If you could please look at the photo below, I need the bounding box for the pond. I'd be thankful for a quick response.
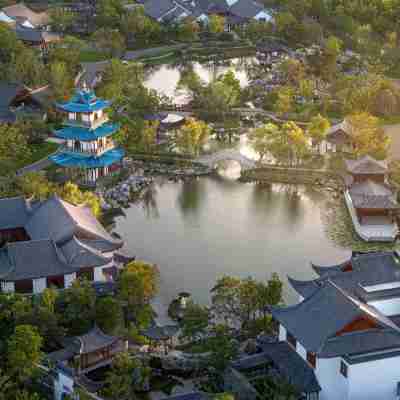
[114,175,349,306]
[144,57,257,104]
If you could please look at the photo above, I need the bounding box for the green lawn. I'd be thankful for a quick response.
[79,49,110,62]
[19,142,59,168]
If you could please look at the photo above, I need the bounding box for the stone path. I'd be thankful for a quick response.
[195,148,256,170]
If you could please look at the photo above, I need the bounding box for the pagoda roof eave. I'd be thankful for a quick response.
[56,99,111,113]
[54,122,120,141]
[50,148,124,169]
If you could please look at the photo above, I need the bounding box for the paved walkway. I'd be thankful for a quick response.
[124,44,187,61]
[195,148,256,170]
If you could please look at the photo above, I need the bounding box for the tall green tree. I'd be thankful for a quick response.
[248,123,280,162]
[0,124,30,174]
[57,279,96,335]
[7,325,42,383]
[95,297,124,334]
[49,7,76,33]
[118,261,159,311]
[92,28,126,58]
[103,352,150,400]
[180,301,210,342]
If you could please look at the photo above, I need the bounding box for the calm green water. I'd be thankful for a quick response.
[114,176,349,305]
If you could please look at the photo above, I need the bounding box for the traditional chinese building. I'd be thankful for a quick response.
[51,326,127,400]
[344,155,399,241]
[0,195,132,294]
[50,88,124,186]
[269,251,400,400]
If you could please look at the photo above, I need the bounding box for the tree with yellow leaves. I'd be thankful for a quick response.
[175,118,210,156]
[347,112,390,160]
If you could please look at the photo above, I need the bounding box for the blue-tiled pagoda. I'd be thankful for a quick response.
[49,88,124,185]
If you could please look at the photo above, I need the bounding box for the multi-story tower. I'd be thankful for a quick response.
[50,87,124,185]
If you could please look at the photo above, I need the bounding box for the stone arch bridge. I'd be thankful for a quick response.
[195,149,256,171]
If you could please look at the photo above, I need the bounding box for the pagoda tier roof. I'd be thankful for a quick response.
[345,155,387,175]
[54,123,119,141]
[56,89,111,113]
[50,148,124,169]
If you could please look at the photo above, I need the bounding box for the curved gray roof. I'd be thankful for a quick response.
[0,196,30,230]
[230,0,266,19]
[348,180,398,209]
[345,155,387,175]
[0,239,78,281]
[291,252,400,302]
[60,237,111,268]
[271,279,400,357]
[259,341,321,393]
[0,195,122,282]
[25,196,122,248]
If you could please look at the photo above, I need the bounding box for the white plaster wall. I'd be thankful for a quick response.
[68,112,75,120]
[33,278,47,294]
[64,273,76,288]
[368,298,400,316]
[1,281,15,293]
[279,324,287,341]
[297,341,307,360]
[316,357,349,400]
[94,262,113,282]
[254,10,272,22]
[348,354,400,400]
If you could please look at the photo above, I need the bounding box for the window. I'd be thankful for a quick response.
[286,331,297,348]
[307,352,316,368]
[340,360,348,378]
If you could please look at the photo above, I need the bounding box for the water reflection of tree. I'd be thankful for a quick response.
[251,183,279,219]
[302,185,326,205]
[177,178,205,217]
[141,182,159,219]
[279,185,304,227]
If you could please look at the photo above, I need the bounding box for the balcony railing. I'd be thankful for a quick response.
[60,143,116,157]
[64,115,109,130]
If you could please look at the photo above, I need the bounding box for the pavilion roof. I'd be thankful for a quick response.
[348,180,398,209]
[345,155,387,175]
[74,326,120,354]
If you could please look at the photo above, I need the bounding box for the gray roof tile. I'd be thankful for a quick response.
[0,239,78,281]
[230,0,265,19]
